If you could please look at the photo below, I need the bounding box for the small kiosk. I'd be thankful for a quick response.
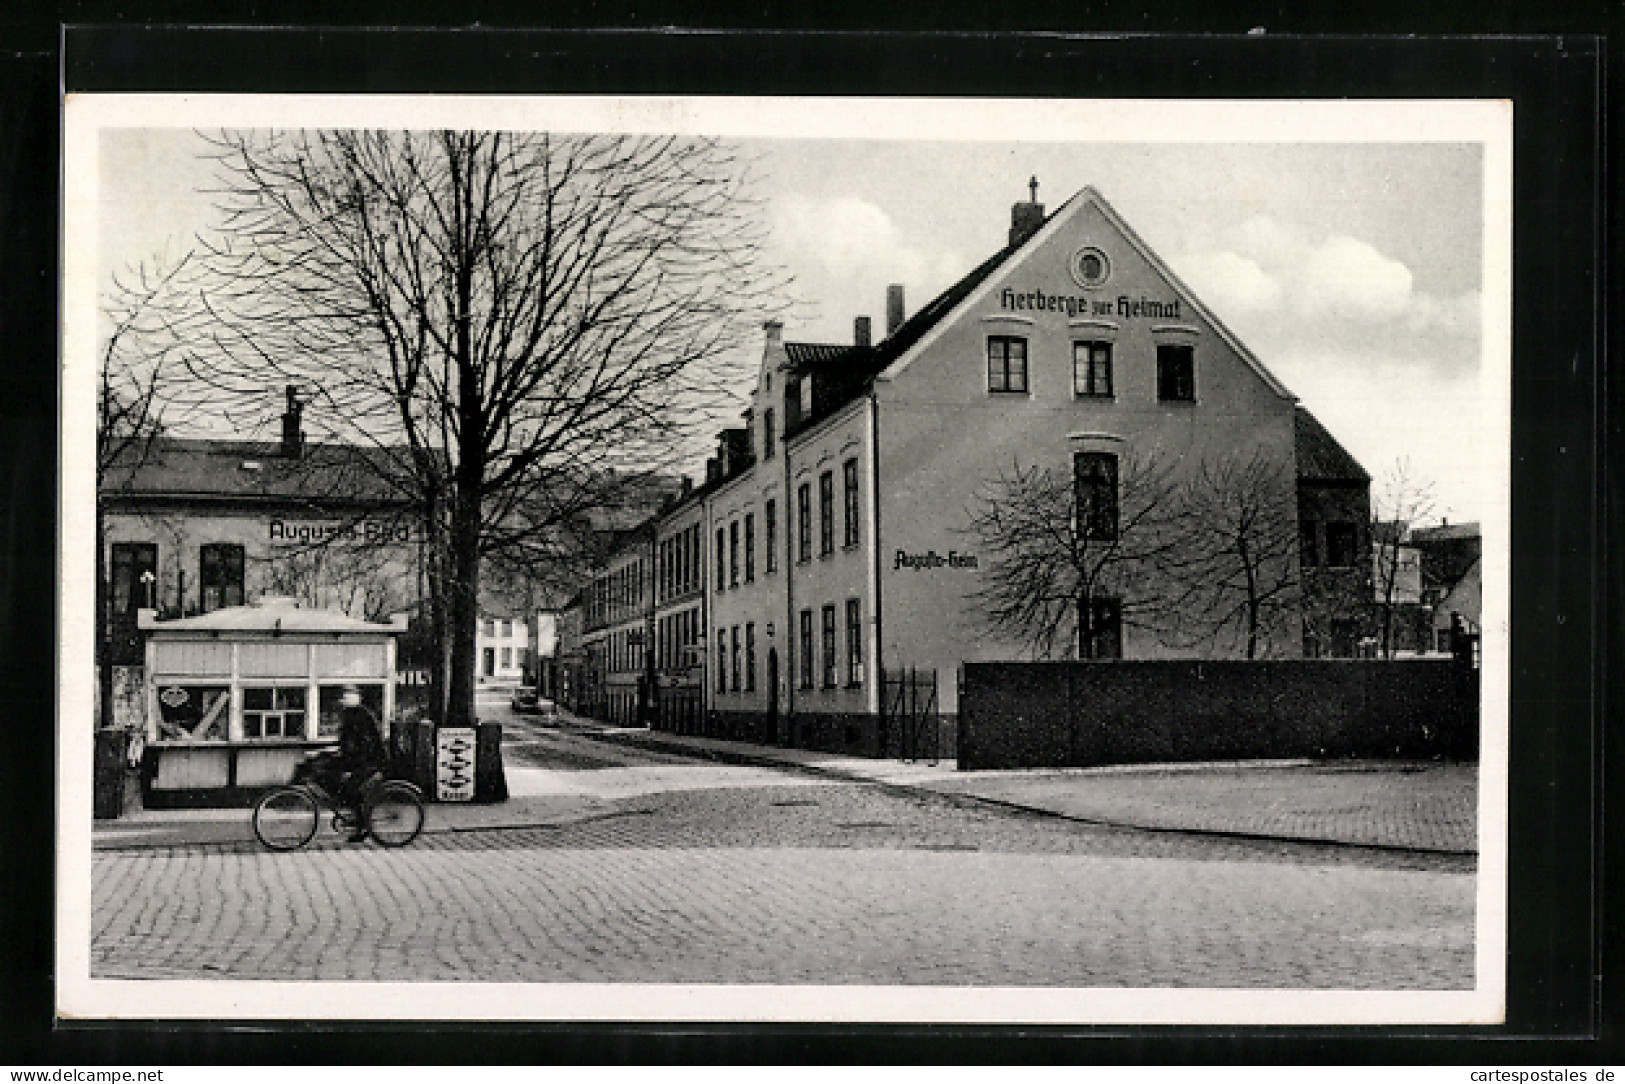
[138,597,407,807]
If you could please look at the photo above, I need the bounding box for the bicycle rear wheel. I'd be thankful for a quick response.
[366,781,424,847]
[253,786,320,851]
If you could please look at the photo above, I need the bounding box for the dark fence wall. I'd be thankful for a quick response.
[959,659,1478,770]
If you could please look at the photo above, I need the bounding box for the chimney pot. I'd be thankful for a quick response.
[1009,177,1047,248]
[854,316,872,348]
[885,284,905,337]
[281,385,304,459]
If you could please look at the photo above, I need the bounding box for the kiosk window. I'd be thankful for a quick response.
[154,684,230,743]
[243,686,307,740]
[317,684,384,739]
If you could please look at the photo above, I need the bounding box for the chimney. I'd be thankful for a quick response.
[1009,175,1046,248]
[763,318,784,352]
[854,316,872,348]
[705,457,721,483]
[680,477,693,497]
[280,385,304,459]
[885,284,905,337]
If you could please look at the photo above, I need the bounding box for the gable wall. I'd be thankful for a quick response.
[874,198,1302,711]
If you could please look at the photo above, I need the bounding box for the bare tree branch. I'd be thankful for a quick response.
[166,129,786,727]
[1371,457,1438,658]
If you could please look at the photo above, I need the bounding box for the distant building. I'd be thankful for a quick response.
[1295,407,1374,658]
[1432,555,1482,653]
[1411,522,1482,654]
[99,387,674,736]
[475,616,530,685]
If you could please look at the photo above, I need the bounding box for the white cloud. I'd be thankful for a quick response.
[772,195,963,339]
[1294,235,1415,321]
[1169,250,1281,315]
[775,196,903,277]
[1227,214,1311,268]
[1172,217,1479,384]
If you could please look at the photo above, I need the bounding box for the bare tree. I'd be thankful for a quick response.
[964,451,1183,659]
[1161,448,1301,659]
[1372,457,1437,658]
[96,251,216,730]
[178,129,783,731]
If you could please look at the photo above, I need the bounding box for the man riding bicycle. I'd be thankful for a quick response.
[330,685,387,842]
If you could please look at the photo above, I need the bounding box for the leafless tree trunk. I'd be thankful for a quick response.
[1161,449,1301,659]
[177,129,783,731]
[964,452,1183,659]
[1372,457,1438,659]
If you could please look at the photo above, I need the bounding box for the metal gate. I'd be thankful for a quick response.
[881,667,940,763]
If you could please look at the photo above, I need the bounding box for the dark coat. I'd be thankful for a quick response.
[337,704,386,774]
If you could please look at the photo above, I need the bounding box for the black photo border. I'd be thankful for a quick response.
[0,25,1608,1065]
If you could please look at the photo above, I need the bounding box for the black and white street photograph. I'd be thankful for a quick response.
[58,94,1509,1024]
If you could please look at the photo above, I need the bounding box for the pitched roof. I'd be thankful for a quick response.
[784,342,854,368]
[780,185,1301,440]
[102,437,411,507]
[874,187,1295,400]
[1294,407,1371,484]
[1410,522,1481,543]
[781,242,1028,436]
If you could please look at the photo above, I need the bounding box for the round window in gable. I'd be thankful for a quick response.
[1069,246,1111,290]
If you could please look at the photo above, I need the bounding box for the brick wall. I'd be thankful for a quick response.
[959,659,1477,769]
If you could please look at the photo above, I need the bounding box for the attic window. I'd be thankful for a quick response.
[1069,246,1112,290]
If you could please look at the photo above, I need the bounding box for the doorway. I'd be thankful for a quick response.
[766,648,780,744]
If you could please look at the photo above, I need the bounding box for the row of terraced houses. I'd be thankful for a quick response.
[570,183,1378,756]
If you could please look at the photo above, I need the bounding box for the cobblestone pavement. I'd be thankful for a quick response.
[596,725,1478,854]
[925,762,1477,854]
[92,780,1474,988]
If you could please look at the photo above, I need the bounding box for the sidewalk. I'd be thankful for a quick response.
[591,727,1478,855]
[93,724,1476,856]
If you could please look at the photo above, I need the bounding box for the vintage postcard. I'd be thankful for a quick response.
[59,94,1510,1024]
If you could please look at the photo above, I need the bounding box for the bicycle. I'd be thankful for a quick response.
[252,758,425,851]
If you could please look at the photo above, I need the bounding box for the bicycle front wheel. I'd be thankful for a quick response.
[253,786,320,851]
[366,782,424,847]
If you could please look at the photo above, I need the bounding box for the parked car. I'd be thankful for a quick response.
[510,687,558,718]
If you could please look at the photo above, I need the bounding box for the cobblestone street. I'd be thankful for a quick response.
[91,722,1476,988]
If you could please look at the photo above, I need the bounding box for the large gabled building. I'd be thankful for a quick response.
[577,182,1373,757]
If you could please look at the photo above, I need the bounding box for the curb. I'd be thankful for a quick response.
[594,728,1476,859]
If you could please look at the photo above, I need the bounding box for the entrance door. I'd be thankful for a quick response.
[766,648,780,743]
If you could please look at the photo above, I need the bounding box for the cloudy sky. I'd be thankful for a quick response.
[746,139,1490,523]
[94,110,1499,523]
